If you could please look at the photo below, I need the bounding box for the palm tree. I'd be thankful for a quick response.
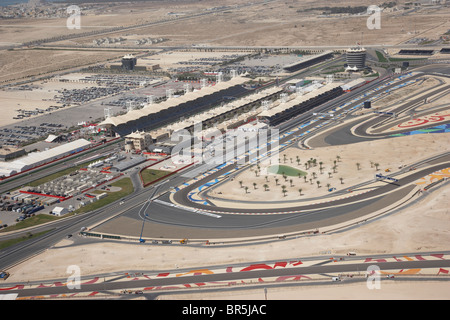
[328,172,332,178]
[290,179,293,187]
[356,163,361,170]
[239,180,243,188]
[326,183,331,190]
[253,182,257,189]
[332,165,337,173]
[316,180,321,188]
[263,184,269,191]
[374,163,380,171]
[275,178,279,185]
[244,186,249,193]
[319,161,324,173]
[281,185,287,197]
[265,175,269,182]
[340,177,344,184]
[304,162,308,170]
[336,155,341,162]
[298,188,302,196]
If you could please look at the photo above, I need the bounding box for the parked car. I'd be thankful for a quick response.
[0,271,10,280]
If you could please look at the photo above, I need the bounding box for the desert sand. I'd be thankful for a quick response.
[209,133,449,203]
[1,0,449,84]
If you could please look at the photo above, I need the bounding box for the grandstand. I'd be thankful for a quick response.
[100,76,250,137]
[258,82,344,126]
[283,51,334,73]
[166,86,284,135]
[440,48,450,54]
[397,49,434,56]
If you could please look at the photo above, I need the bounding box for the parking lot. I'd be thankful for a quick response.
[0,156,127,230]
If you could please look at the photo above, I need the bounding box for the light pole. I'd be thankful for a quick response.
[139,204,150,243]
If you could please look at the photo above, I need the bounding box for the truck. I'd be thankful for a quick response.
[331,276,341,282]
[29,205,44,214]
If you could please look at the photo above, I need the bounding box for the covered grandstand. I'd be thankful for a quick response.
[100,76,250,137]
[258,82,344,126]
[283,51,334,73]
[397,49,434,56]
[167,86,284,136]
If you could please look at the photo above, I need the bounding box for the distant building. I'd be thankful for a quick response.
[0,146,26,162]
[121,54,137,71]
[28,0,45,7]
[345,47,366,71]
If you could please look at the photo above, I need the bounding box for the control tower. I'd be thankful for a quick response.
[121,54,137,71]
[345,47,366,71]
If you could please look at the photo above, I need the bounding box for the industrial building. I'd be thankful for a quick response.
[0,146,26,162]
[345,47,366,71]
[110,156,147,172]
[0,139,91,177]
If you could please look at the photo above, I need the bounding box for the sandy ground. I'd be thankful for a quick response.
[0,49,132,85]
[210,133,449,202]
[1,0,448,83]
[0,79,105,127]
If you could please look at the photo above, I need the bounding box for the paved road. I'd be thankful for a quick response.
[1,64,448,284]
[3,258,449,298]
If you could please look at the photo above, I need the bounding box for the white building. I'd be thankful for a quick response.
[0,139,91,177]
[52,207,68,216]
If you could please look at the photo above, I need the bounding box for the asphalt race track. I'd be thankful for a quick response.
[1,64,450,300]
[92,66,450,240]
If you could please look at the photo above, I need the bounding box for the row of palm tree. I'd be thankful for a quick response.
[237,155,381,197]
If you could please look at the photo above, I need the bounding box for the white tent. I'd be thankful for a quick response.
[52,207,68,216]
